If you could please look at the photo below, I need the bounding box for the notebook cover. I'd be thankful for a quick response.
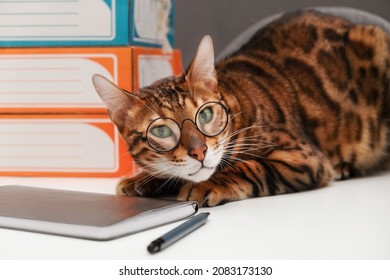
[0,185,198,240]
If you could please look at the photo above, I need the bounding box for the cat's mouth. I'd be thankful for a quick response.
[188,166,214,177]
[184,150,223,182]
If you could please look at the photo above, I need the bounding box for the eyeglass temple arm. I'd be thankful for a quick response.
[130,130,148,142]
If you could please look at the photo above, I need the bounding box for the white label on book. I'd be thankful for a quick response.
[0,54,116,108]
[0,119,119,172]
[138,54,173,88]
[134,0,165,44]
[0,0,115,41]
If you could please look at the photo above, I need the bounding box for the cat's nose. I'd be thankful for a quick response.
[188,143,208,162]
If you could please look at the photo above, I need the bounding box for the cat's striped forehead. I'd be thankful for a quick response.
[134,75,211,120]
[139,77,189,107]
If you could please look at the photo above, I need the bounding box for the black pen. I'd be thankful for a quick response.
[147,212,210,254]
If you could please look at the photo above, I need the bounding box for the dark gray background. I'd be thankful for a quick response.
[174,0,390,66]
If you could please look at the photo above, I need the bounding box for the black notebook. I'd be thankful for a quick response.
[0,185,198,241]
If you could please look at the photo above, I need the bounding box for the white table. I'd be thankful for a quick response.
[0,172,389,260]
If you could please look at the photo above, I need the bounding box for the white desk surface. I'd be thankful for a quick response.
[0,172,389,260]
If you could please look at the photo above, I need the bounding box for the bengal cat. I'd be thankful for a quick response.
[93,10,390,207]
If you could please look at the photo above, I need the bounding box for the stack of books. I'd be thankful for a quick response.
[0,0,182,178]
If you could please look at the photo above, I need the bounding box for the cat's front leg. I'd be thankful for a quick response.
[177,164,256,207]
[178,179,250,207]
[117,173,174,197]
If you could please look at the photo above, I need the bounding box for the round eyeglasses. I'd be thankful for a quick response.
[133,102,230,152]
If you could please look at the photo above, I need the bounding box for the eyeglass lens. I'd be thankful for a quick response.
[146,102,228,152]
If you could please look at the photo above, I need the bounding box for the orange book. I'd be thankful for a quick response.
[0,47,181,114]
[0,113,134,177]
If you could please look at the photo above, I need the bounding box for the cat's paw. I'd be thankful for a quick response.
[116,176,144,196]
[116,173,160,197]
[334,163,360,181]
[117,173,180,197]
[178,182,234,207]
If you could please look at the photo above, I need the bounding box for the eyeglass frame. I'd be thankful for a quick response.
[130,101,230,152]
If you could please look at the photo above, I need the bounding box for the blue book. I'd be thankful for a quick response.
[0,0,174,48]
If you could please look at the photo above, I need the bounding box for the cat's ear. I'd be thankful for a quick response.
[186,35,217,91]
[92,74,139,131]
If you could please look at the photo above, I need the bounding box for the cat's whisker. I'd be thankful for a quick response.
[152,167,182,195]
[223,144,269,160]
[223,147,262,154]
[222,135,276,146]
[138,163,173,178]
[152,178,172,195]
[127,173,154,188]
[147,165,174,177]
[218,158,239,171]
[229,134,274,142]
[223,143,277,152]
[223,155,255,167]
[222,137,277,149]
[136,168,172,190]
[224,154,263,169]
[220,122,266,143]
[229,111,243,121]
[224,140,259,146]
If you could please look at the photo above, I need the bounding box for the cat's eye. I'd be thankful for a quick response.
[150,125,173,138]
[198,107,213,125]
[195,102,229,137]
[146,119,181,152]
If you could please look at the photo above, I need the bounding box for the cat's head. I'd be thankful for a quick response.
[92,36,230,183]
